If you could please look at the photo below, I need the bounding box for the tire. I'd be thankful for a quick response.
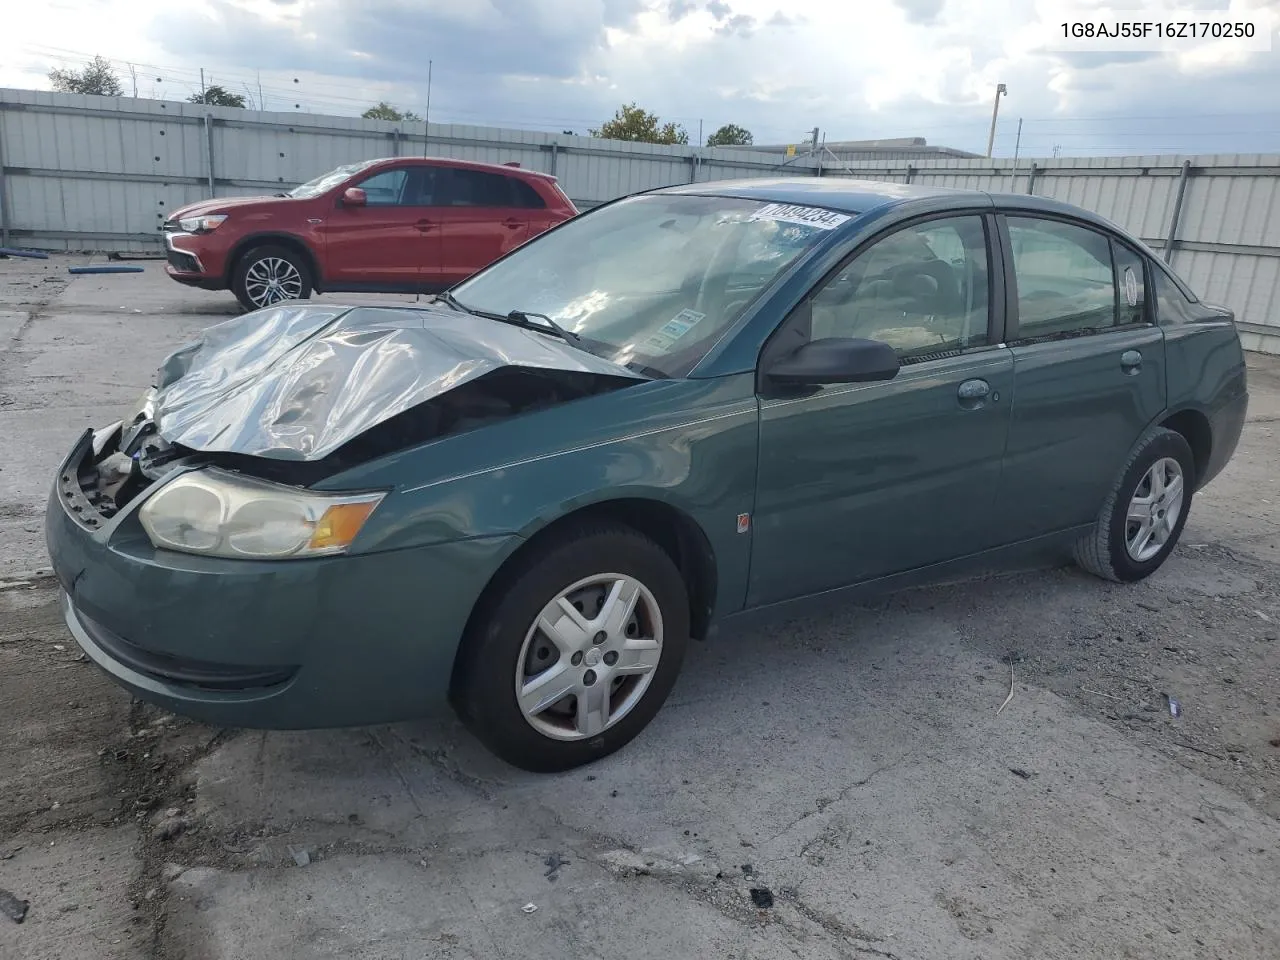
[231,244,313,312]
[1073,426,1196,583]
[451,523,690,772]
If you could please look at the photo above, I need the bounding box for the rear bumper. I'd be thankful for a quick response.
[45,428,518,729]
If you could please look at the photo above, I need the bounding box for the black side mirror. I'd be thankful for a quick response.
[767,337,900,385]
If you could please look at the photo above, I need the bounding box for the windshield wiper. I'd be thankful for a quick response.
[434,290,473,314]
[506,309,583,344]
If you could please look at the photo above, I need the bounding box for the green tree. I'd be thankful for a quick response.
[362,101,422,121]
[188,85,246,108]
[706,123,753,147]
[590,103,688,145]
[48,55,123,97]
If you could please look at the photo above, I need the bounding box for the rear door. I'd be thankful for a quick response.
[434,168,534,285]
[993,213,1165,542]
[320,165,440,288]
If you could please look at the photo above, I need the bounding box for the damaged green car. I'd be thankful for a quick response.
[46,179,1248,771]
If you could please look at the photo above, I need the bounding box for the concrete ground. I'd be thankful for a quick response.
[2,255,1279,960]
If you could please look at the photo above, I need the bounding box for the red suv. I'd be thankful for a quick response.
[162,157,578,311]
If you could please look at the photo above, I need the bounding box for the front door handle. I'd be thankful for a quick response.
[415,218,434,232]
[958,378,990,408]
[1121,349,1143,374]
[502,218,523,229]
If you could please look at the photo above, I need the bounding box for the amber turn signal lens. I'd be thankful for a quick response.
[308,500,378,550]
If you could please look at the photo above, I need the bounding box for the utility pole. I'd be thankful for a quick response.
[423,59,433,157]
[200,68,207,104]
[810,126,819,154]
[985,82,1006,158]
[127,63,137,97]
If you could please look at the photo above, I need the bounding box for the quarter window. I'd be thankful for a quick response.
[808,215,991,360]
[1111,242,1147,326]
[1007,217,1119,337]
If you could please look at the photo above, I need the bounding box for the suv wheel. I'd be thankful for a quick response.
[231,244,313,312]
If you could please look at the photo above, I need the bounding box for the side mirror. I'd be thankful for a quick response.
[341,187,367,207]
[767,337,900,385]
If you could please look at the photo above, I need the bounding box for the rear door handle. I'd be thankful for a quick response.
[957,378,991,409]
[415,218,434,232]
[502,218,523,229]
[1121,349,1142,374]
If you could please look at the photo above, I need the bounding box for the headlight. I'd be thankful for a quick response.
[124,387,156,427]
[138,468,385,560]
[177,214,228,233]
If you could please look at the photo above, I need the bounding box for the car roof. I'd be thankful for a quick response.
[365,156,557,180]
[656,177,1120,230]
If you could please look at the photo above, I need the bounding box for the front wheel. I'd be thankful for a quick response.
[452,524,690,772]
[1074,426,1196,583]
[231,244,313,312]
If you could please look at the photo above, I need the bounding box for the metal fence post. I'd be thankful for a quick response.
[0,96,10,246]
[548,142,558,177]
[1163,160,1192,264]
[904,164,914,184]
[203,113,216,196]
[1026,162,1038,195]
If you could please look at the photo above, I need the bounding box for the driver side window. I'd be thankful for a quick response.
[810,215,992,360]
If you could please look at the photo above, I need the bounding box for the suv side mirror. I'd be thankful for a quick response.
[766,337,900,385]
[341,187,367,207]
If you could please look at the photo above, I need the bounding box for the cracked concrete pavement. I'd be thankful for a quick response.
[2,257,1279,959]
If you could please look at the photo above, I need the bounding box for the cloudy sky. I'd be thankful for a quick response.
[3,0,1279,157]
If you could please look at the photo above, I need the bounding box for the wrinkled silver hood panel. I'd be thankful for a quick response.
[149,302,642,460]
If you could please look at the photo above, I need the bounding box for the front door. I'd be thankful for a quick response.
[320,165,440,288]
[750,213,1014,606]
[992,214,1166,542]
[433,167,534,286]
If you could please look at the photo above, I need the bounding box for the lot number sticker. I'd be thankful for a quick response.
[645,308,706,352]
[749,203,851,230]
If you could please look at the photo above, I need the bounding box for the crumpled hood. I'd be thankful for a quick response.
[148,302,643,461]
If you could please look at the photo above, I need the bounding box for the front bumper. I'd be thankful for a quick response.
[46,428,518,729]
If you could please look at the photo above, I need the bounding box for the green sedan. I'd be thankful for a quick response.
[45,178,1248,772]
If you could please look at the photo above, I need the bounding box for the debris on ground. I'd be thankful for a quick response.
[543,852,569,882]
[153,815,187,842]
[521,902,538,914]
[0,889,30,924]
[1165,694,1182,718]
[1009,768,1037,780]
[290,847,312,867]
[750,887,774,908]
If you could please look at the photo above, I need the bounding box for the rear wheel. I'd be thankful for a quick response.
[231,244,313,312]
[1074,426,1196,582]
[452,524,689,772]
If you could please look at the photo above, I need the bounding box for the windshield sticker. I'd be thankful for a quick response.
[749,203,851,231]
[644,308,706,352]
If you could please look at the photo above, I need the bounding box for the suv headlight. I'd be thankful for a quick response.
[139,468,385,560]
[177,214,228,233]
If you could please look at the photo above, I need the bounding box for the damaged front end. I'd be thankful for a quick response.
[66,301,644,520]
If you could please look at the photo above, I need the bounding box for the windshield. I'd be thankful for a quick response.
[288,159,382,199]
[451,194,848,377]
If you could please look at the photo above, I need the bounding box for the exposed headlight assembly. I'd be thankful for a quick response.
[139,468,384,560]
[177,214,228,233]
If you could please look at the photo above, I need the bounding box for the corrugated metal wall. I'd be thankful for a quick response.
[1,87,1276,351]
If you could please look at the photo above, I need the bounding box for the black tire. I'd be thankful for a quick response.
[1073,426,1196,583]
[230,244,313,312]
[451,523,690,772]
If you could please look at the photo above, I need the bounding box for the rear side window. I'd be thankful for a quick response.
[1111,241,1147,326]
[510,178,547,209]
[437,169,516,207]
[1006,217,1118,338]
